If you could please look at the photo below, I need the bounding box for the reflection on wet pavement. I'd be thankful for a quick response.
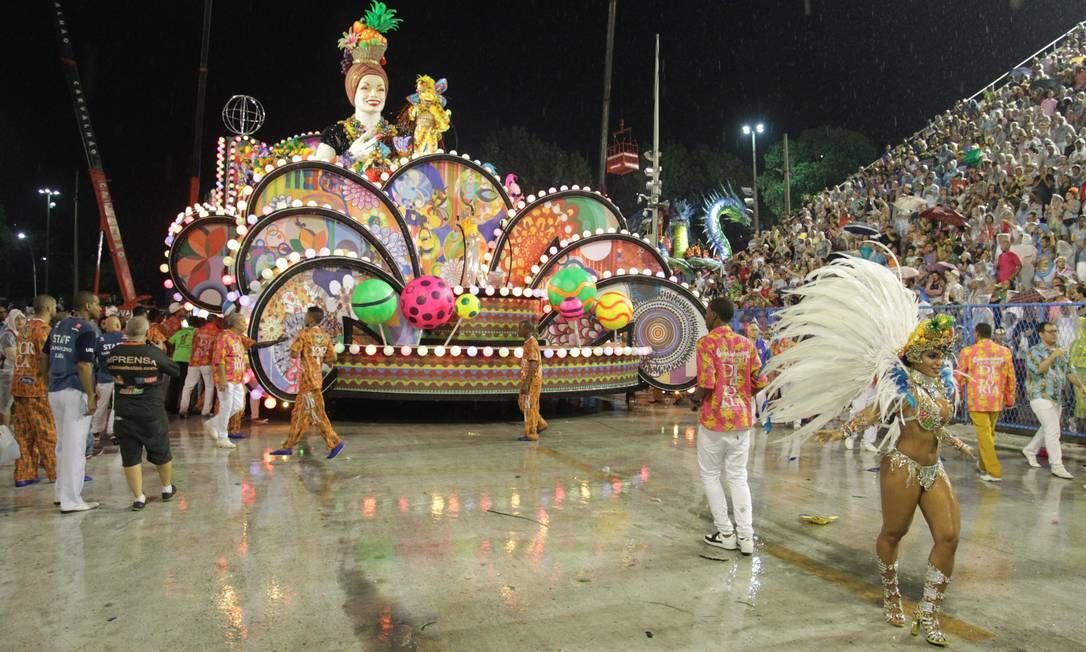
[0,405,1083,649]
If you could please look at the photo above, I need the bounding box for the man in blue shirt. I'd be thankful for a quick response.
[91,315,124,452]
[46,291,102,513]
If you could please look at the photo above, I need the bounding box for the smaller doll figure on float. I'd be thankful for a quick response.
[407,75,450,155]
[315,1,403,181]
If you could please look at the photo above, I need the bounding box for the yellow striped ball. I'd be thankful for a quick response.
[594,291,633,330]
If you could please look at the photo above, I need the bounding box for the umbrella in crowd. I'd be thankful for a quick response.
[1009,66,1033,80]
[896,266,920,280]
[1009,287,1060,304]
[843,222,881,237]
[1030,77,1062,92]
[931,261,959,273]
[894,195,927,216]
[920,206,967,227]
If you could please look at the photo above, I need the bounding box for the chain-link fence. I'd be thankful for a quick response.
[733,302,1086,441]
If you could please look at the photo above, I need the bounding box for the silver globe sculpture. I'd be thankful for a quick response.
[222,95,265,136]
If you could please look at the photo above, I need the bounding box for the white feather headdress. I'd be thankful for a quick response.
[764,255,919,442]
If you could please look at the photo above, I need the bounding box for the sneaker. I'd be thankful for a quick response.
[61,502,101,514]
[215,439,237,449]
[162,486,178,501]
[14,478,40,488]
[979,473,1003,483]
[1051,465,1074,480]
[703,531,738,550]
[178,412,188,419]
[270,448,293,456]
[227,432,246,440]
[1022,449,1040,468]
[863,442,880,453]
[738,536,755,555]
[844,437,855,450]
[326,442,344,460]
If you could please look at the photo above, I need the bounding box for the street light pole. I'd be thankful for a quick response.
[37,187,60,294]
[17,233,38,297]
[741,123,764,232]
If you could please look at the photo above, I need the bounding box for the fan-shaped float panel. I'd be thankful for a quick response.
[246,257,415,400]
[528,233,668,288]
[540,275,705,390]
[490,191,625,284]
[385,154,511,284]
[232,207,401,293]
[247,162,418,279]
[168,216,237,311]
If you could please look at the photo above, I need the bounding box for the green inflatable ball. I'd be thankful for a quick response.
[351,278,398,324]
[546,266,598,311]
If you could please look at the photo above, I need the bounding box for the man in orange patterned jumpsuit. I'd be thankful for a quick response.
[957,322,1015,481]
[271,307,344,458]
[11,295,58,486]
[517,320,547,441]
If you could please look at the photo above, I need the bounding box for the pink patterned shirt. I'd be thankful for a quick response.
[696,326,768,432]
[957,338,1016,413]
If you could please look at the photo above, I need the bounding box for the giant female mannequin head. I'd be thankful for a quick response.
[345,61,388,114]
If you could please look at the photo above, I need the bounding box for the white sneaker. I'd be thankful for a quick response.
[1051,465,1074,480]
[1021,449,1040,468]
[704,531,738,550]
[60,501,100,514]
[738,536,754,555]
[844,437,855,450]
[863,442,880,453]
[215,439,237,449]
[979,473,1003,483]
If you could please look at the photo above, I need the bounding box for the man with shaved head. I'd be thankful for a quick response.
[46,291,102,512]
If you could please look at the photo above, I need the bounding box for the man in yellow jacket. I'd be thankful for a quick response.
[957,322,1016,482]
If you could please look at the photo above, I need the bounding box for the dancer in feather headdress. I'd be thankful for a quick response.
[764,255,975,647]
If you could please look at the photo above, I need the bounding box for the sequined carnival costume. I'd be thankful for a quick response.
[765,255,975,647]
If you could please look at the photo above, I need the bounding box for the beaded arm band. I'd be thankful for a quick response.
[842,403,880,438]
[937,428,975,457]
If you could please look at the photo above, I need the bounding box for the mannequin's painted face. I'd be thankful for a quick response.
[354,74,387,115]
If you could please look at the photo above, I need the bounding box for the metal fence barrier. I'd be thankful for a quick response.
[733,303,1086,441]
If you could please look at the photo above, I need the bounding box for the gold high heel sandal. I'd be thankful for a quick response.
[877,558,907,627]
[911,563,950,646]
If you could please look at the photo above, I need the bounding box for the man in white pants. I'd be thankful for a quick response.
[207,314,282,448]
[691,298,767,555]
[180,315,220,418]
[46,291,102,512]
[1023,321,1086,480]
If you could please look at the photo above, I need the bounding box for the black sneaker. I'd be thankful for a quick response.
[703,531,738,550]
[131,498,146,511]
[162,486,177,502]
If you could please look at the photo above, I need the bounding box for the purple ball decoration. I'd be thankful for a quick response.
[399,275,455,330]
[558,297,584,321]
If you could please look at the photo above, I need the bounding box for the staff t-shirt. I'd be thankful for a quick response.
[95,331,125,384]
[45,317,98,393]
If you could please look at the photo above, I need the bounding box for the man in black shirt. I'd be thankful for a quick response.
[105,316,181,510]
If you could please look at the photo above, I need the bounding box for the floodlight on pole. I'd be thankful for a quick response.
[16,231,38,296]
[741,122,765,232]
[36,187,60,293]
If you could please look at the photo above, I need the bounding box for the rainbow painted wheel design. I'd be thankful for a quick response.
[632,288,703,385]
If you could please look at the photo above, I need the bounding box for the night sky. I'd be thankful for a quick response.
[2,0,1085,302]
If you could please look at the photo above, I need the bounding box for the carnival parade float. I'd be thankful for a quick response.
[162,3,709,404]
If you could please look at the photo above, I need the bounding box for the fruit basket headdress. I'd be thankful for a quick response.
[338,1,402,104]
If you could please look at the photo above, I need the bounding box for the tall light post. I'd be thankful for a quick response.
[17,232,38,297]
[741,123,764,232]
[37,187,60,293]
